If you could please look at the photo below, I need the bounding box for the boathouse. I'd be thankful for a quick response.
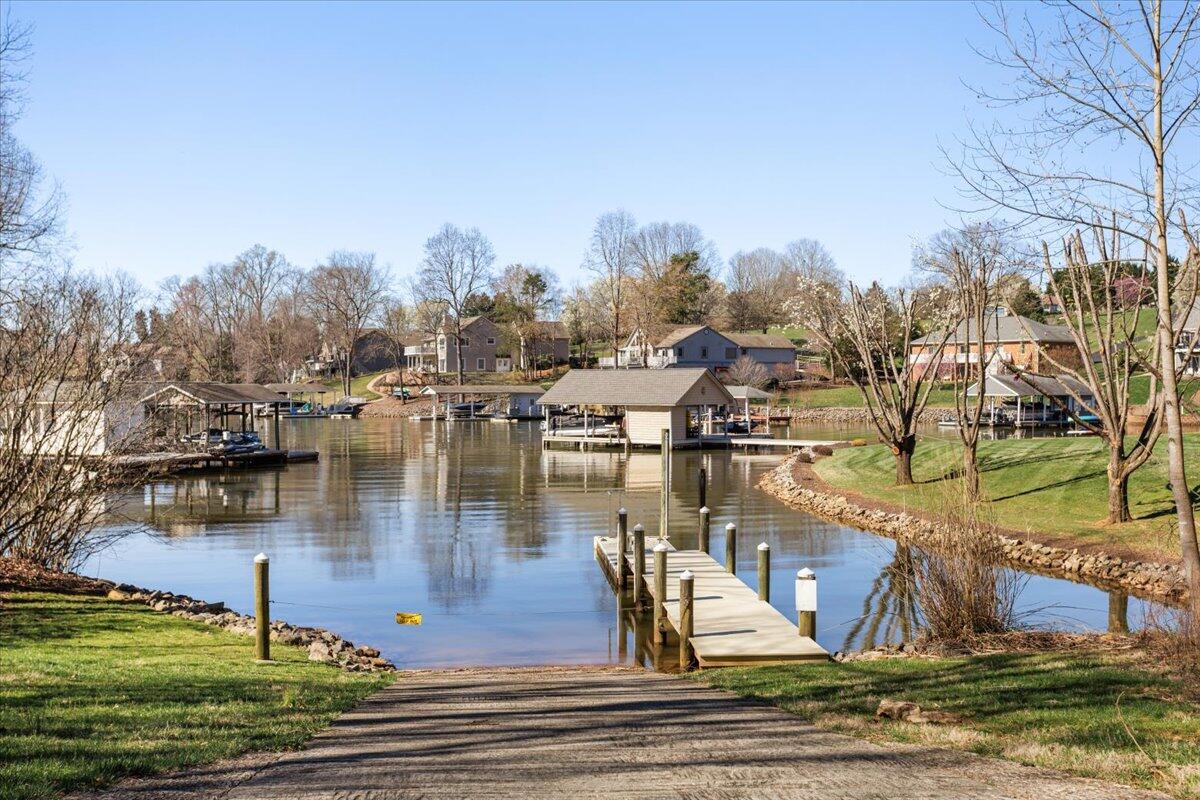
[538,368,735,448]
[966,371,1094,427]
[139,382,288,441]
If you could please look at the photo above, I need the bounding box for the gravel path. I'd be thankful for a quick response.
[82,666,1167,800]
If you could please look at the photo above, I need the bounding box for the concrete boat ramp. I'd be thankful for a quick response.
[595,535,828,666]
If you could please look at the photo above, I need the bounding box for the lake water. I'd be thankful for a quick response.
[89,419,1151,669]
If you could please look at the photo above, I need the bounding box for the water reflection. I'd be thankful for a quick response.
[91,418,1155,667]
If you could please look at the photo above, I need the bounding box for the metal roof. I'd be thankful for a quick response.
[420,384,546,396]
[539,368,735,407]
[726,385,773,401]
[140,382,288,405]
[966,372,1093,399]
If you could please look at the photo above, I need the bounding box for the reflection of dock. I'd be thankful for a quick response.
[114,448,317,478]
[595,536,828,667]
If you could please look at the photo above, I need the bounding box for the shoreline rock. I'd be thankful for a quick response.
[758,454,1188,604]
[781,406,955,426]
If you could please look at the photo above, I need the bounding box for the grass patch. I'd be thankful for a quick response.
[701,649,1200,798]
[324,370,390,400]
[0,592,391,800]
[813,436,1200,561]
[779,384,958,409]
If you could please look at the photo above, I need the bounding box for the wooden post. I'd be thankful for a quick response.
[652,541,668,645]
[796,568,817,639]
[632,523,646,610]
[273,403,281,451]
[659,428,671,540]
[724,522,737,574]
[698,506,710,553]
[698,465,707,510]
[616,508,629,594]
[254,553,270,662]
[757,542,770,601]
[679,569,695,671]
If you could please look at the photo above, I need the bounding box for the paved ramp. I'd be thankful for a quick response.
[192,668,1163,800]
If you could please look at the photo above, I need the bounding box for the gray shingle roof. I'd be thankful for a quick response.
[140,382,287,404]
[725,332,795,349]
[967,372,1093,399]
[539,368,735,407]
[911,314,1074,346]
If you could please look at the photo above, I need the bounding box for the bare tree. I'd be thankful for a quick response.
[726,355,771,389]
[0,18,61,265]
[726,248,790,331]
[790,278,952,485]
[307,251,391,397]
[495,263,560,376]
[1030,225,1168,523]
[417,224,495,386]
[957,0,1200,613]
[917,225,1019,499]
[562,283,605,367]
[381,299,412,400]
[583,211,637,365]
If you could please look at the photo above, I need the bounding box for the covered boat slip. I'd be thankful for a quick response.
[595,535,827,666]
[419,384,546,420]
[967,371,1095,427]
[263,383,330,417]
[538,368,737,450]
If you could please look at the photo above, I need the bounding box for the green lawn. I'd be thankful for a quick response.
[779,384,959,409]
[0,593,392,800]
[702,648,1200,799]
[814,435,1200,561]
[325,370,390,400]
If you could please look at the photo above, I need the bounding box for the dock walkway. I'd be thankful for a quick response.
[595,535,827,666]
[729,437,851,450]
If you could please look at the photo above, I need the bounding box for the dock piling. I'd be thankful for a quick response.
[796,568,817,639]
[653,541,669,644]
[757,542,770,601]
[632,523,646,610]
[616,508,629,594]
[679,569,695,671]
[698,466,707,510]
[724,522,737,575]
[698,506,710,553]
[254,553,270,662]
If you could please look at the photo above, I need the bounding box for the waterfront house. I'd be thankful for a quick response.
[8,380,145,457]
[305,330,396,379]
[1176,300,1200,376]
[908,307,1079,379]
[538,368,735,447]
[607,325,795,371]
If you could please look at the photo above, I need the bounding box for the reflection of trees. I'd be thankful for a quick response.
[843,545,922,651]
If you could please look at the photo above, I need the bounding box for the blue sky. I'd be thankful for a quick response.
[10,0,987,289]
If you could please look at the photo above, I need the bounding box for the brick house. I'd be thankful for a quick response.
[908,308,1080,378]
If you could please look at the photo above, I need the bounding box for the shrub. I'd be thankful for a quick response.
[812,444,834,456]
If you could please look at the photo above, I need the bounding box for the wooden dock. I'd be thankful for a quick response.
[595,535,828,667]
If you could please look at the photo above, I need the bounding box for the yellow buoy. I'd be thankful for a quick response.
[395,612,423,626]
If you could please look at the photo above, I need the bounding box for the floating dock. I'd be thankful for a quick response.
[595,535,828,667]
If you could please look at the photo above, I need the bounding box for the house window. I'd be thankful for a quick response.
[676,347,684,357]
[461,337,470,347]
[700,346,709,359]
[487,337,496,345]
[724,347,736,359]
[740,348,748,355]
[475,358,485,370]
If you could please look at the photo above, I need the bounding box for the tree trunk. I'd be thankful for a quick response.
[455,326,466,387]
[962,443,980,500]
[1107,447,1131,524]
[1151,37,1200,617]
[342,349,352,398]
[894,435,916,486]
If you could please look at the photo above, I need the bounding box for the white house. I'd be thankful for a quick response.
[607,325,796,371]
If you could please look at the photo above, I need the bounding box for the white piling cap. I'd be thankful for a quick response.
[699,506,710,514]
[618,507,627,515]
[758,542,770,551]
[653,541,669,552]
[254,552,269,563]
[797,567,815,579]
[680,569,694,581]
[632,523,644,532]
[725,522,736,531]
